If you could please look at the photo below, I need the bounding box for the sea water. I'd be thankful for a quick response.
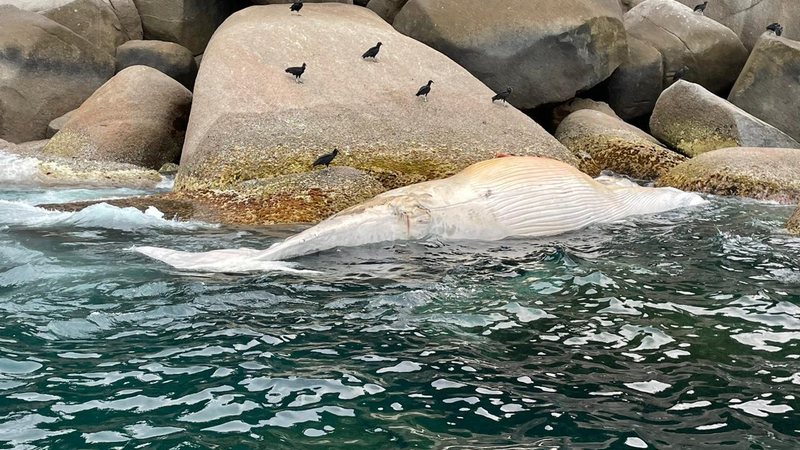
[0,167,798,448]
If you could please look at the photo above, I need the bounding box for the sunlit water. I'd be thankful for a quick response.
[0,181,799,449]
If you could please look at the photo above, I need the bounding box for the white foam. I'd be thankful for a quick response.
[0,149,40,183]
[0,200,210,232]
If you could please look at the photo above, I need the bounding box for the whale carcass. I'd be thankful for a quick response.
[135,157,705,272]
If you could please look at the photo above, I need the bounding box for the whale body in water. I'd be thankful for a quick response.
[135,157,705,272]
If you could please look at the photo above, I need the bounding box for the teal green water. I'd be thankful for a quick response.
[0,185,798,449]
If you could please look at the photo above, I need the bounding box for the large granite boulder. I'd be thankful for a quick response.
[556,109,685,179]
[178,4,574,194]
[253,0,351,3]
[3,0,142,54]
[659,147,800,204]
[624,0,748,94]
[729,35,800,143]
[393,0,628,109]
[115,40,198,89]
[788,205,800,235]
[650,81,799,157]
[131,0,234,55]
[368,0,409,23]
[673,0,799,49]
[0,6,115,143]
[606,36,663,120]
[46,110,76,138]
[1,139,162,188]
[43,66,192,169]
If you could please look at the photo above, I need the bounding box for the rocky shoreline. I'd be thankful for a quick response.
[1,0,798,231]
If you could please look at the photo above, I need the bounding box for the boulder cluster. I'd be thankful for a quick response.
[1,0,798,232]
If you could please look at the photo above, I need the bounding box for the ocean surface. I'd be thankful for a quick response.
[0,159,798,448]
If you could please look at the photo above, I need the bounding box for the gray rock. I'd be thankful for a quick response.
[650,80,799,157]
[673,0,799,49]
[729,34,800,143]
[178,4,575,196]
[0,6,115,143]
[116,40,198,89]
[659,147,800,204]
[367,0,408,23]
[131,0,234,55]
[556,109,686,179]
[606,36,663,120]
[788,205,800,235]
[624,0,749,94]
[44,66,192,169]
[252,0,352,3]
[393,0,628,109]
[551,98,619,130]
[3,0,142,54]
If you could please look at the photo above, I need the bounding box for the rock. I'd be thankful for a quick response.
[47,110,76,138]
[673,0,799,49]
[44,66,192,169]
[1,139,162,188]
[556,109,686,179]
[0,6,115,143]
[179,4,575,195]
[158,162,180,175]
[551,98,619,130]
[649,81,799,157]
[131,0,235,55]
[659,147,800,204]
[606,36,663,120]
[393,0,628,109]
[729,35,800,143]
[624,0,748,94]
[108,0,144,40]
[252,0,352,3]
[368,0,409,23]
[115,40,198,89]
[3,0,142,54]
[788,205,800,235]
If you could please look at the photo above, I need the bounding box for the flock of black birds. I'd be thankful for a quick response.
[296,0,786,168]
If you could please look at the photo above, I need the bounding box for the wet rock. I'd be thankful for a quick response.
[44,66,192,169]
[606,36,663,120]
[158,163,180,175]
[0,6,115,143]
[393,0,628,109]
[658,147,800,204]
[624,0,748,94]
[115,40,198,89]
[556,109,686,179]
[179,3,574,196]
[729,34,800,143]
[131,0,235,54]
[649,81,799,157]
[551,98,619,130]
[788,205,800,235]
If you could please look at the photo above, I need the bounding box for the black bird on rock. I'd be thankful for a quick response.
[694,2,708,14]
[767,22,784,36]
[416,80,433,101]
[672,66,689,82]
[313,148,338,168]
[286,63,306,82]
[290,1,303,14]
[362,42,383,60]
[492,87,513,105]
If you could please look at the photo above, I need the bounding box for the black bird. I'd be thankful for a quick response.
[362,42,383,60]
[416,80,433,101]
[672,66,689,82]
[313,148,338,168]
[767,22,784,36]
[492,87,513,105]
[694,2,707,14]
[290,1,303,14]
[285,63,306,82]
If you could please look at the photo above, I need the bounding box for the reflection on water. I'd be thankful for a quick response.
[0,187,798,449]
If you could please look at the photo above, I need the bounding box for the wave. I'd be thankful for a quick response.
[0,200,212,232]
